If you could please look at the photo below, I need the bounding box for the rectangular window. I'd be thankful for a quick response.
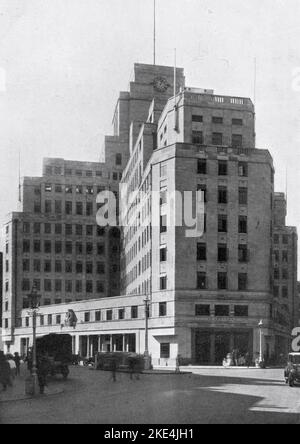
[234,306,248,317]
[160,247,167,262]
[76,281,82,293]
[218,187,228,204]
[232,118,243,126]
[23,259,30,272]
[65,261,73,273]
[218,244,228,262]
[160,276,167,290]
[84,312,91,323]
[160,215,167,233]
[197,159,207,175]
[65,186,73,194]
[86,262,93,274]
[97,263,105,274]
[86,202,93,216]
[97,244,105,255]
[215,305,230,316]
[97,282,104,293]
[45,184,52,193]
[76,225,83,236]
[48,315,52,326]
[55,200,62,214]
[131,306,138,319]
[282,287,288,298]
[116,153,122,166]
[212,116,223,124]
[192,115,203,123]
[56,315,61,325]
[22,279,30,292]
[65,242,73,254]
[33,223,41,234]
[55,184,62,193]
[95,311,101,322]
[55,224,62,235]
[44,260,52,273]
[55,241,62,254]
[44,241,52,254]
[238,273,248,291]
[44,280,52,292]
[23,222,30,234]
[159,302,167,317]
[218,273,228,290]
[66,281,73,293]
[239,188,248,205]
[86,243,93,255]
[44,223,52,234]
[218,215,228,233]
[160,343,170,359]
[238,245,249,263]
[76,202,83,215]
[197,272,207,289]
[55,261,62,273]
[45,200,52,214]
[118,309,125,320]
[232,134,243,148]
[195,305,210,316]
[212,132,223,146]
[33,260,41,272]
[197,243,207,261]
[238,162,248,177]
[55,280,62,292]
[23,240,30,253]
[106,310,113,321]
[65,201,73,215]
[218,161,228,176]
[192,131,203,145]
[239,216,248,234]
[86,281,93,293]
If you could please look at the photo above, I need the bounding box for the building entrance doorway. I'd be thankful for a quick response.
[215,332,230,365]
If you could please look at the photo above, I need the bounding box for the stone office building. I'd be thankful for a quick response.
[2,62,298,365]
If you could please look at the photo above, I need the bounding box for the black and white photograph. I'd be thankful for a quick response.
[0,0,300,428]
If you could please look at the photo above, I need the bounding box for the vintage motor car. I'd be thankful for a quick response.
[36,334,72,379]
[284,353,300,387]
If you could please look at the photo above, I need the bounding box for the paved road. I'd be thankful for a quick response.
[1,366,300,424]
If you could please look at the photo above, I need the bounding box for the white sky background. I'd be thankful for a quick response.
[0,0,299,268]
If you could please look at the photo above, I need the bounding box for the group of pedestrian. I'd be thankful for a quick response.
[110,354,142,382]
[223,350,252,368]
[0,351,21,392]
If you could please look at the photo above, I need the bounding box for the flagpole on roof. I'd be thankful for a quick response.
[153,0,156,65]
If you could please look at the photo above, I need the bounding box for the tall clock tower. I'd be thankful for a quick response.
[104,63,185,167]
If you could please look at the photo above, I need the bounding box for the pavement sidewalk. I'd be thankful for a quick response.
[0,367,63,403]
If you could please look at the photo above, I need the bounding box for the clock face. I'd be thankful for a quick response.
[153,76,169,93]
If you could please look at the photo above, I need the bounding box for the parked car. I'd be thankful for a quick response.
[284,353,300,387]
[36,334,72,379]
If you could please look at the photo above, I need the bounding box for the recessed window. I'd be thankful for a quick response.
[195,305,210,316]
[160,276,167,290]
[197,185,207,203]
[131,306,138,319]
[160,343,170,359]
[212,116,223,124]
[218,161,228,176]
[45,184,52,193]
[197,243,207,261]
[218,187,228,204]
[238,245,249,263]
[232,134,243,149]
[239,188,248,205]
[116,154,122,166]
[160,215,167,233]
[192,115,203,123]
[159,302,167,317]
[95,311,101,322]
[118,309,125,320]
[160,247,167,262]
[218,244,228,262]
[218,273,228,290]
[212,133,223,146]
[84,312,91,323]
[234,306,248,317]
[232,118,243,126]
[238,162,248,177]
[218,215,228,233]
[192,131,203,145]
[239,216,248,234]
[197,272,207,290]
[215,305,230,316]
[238,273,248,291]
[197,159,207,175]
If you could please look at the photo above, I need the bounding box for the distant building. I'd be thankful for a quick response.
[1,63,298,366]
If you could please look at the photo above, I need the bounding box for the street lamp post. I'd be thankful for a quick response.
[258,320,264,364]
[144,296,151,370]
[27,283,41,395]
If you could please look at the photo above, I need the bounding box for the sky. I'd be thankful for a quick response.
[0,0,299,267]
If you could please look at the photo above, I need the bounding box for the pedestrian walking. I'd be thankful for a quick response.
[175,355,181,374]
[0,351,12,392]
[14,353,21,376]
[110,356,118,383]
[128,354,141,380]
[37,355,50,395]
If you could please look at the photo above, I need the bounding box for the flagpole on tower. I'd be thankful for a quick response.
[18,148,22,204]
[153,0,156,65]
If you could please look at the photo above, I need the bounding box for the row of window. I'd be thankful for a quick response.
[22,240,105,255]
[21,223,105,237]
[274,268,290,281]
[160,214,249,234]
[44,156,122,177]
[37,200,96,216]
[197,185,248,205]
[192,131,243,148]
[20,259,107,275]
[192,115,244,126]
[21,279,105,294]
[274,251,289,263]
[274,234,290,245]
[195,304,248,318]
[197,159,248,177]
[273,286,289,298]
[196,243,250,263]
[196,272,249,291]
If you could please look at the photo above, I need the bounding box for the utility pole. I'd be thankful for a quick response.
[144,296,151,370]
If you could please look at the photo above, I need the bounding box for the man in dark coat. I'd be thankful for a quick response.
[0,351,12,391]
[37,355,50,395]
[14,353,21,376]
